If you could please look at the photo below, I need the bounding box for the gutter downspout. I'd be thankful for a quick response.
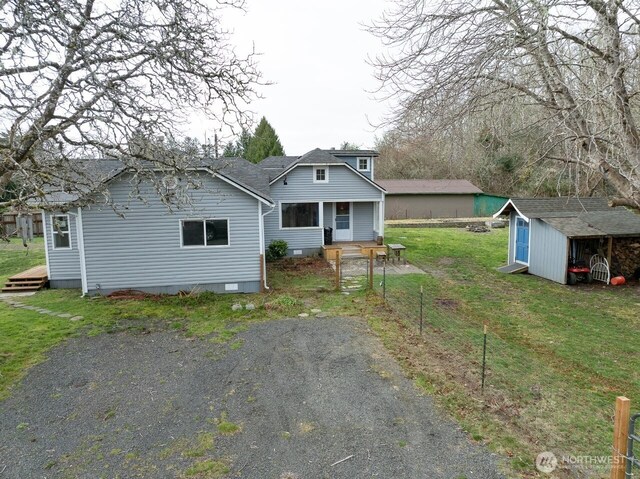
[260,203,275,290]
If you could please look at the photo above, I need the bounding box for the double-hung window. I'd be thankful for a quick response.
[181,219,229,247]
[51,214,71,249]
[281,203,319,228]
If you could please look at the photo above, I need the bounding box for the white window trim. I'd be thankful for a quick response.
[313,166,329,183]
[50,214,72,250]
[179,218,231,248]
[357,157,370,172]
[279,201,323,230]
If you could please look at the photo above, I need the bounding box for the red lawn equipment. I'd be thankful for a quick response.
[567,240,593,285]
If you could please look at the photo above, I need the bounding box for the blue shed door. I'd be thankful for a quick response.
[515,217,529,263]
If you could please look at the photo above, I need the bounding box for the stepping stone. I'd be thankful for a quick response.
[316,312,329,318]
[298,313,309,318]
[245,303,255,311]
[341,292,350,295]
[231,303,243,311]
[310,308,321,314]
[57,313,72,318]
[38,309,51,314]
[69,316,83,321]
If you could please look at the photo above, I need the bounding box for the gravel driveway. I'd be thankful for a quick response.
[0,317,504,478]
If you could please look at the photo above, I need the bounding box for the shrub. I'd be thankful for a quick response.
[266,239,288,261]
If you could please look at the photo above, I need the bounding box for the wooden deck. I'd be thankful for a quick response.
[2,265,48,292]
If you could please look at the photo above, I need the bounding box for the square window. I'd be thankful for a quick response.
[357,158,370,171]
[313,167,328,183]
[205,219,229,246]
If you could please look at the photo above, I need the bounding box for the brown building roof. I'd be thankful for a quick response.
[376,179,483,195]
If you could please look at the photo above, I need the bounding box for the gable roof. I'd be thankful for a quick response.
[494,197,610,220]
[41,157,274,207]
[377,179,482,195]
[266,148,386,192]
[202,157,272,204]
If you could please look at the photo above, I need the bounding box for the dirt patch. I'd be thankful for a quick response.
[435,298,459,309]
[270,257,333,275]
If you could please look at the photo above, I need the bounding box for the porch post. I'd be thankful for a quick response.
[378,200,385,240]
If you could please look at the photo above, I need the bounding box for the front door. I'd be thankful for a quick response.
[515,217,529,264]
[334,202,352,241]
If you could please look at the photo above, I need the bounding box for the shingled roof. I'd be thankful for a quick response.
[377,179,482,195]
[42,156,273,206]
[495,197,611,219]
[495,196,640,238]
[542,209,640,238]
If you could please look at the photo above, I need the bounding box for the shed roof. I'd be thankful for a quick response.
[541,209,640,238]
[495,197,610,219]
[376,179,482,195]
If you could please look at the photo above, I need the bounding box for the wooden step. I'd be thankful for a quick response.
[5,279,47,286]
[2,286,45,292]
[3,265,48,292]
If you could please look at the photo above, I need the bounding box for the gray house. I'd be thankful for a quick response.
[494,197,640,284]
[42,149,385,295]
[261,149,385,256]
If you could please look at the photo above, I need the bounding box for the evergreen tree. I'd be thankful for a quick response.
[245,117,285,163]
[223,129,252,157]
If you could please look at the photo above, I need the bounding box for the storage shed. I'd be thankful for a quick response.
[494,197,640,284]
[377,179,483,219]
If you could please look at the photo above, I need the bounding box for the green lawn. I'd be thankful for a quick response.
[373,227,640,476]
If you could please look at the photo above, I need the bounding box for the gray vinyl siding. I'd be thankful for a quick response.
[263,212,322,250]
[264,165,383,251]
[341,157,373,181]
[43,211,82,282]
[528,219,568,284]
[271,165,382,202]
[353,202,374,241]
[80,173,261,293]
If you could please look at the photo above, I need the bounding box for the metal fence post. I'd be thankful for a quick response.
[626,413,640,478]
[481,324,488,392]
[419,285,424,335]
[335,250,341,291]
[382,263,386,301]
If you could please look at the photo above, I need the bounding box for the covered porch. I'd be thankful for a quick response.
[321,200,384,244]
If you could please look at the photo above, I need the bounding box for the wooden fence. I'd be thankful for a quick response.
[1,212,43,237]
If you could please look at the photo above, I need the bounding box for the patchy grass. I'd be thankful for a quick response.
[0,241,368,400]
[215,412,241,435]
[183,458,229,478]
[372,227,640,477]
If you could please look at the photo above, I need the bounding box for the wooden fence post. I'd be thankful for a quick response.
[368,249,374,290]
[335,250,341,291]
[611,396,630,479]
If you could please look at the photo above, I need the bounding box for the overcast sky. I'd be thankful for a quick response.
[195,0,391,155]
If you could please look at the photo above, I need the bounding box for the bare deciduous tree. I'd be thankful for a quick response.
[370,0,640,208]
[0,0,260,209]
